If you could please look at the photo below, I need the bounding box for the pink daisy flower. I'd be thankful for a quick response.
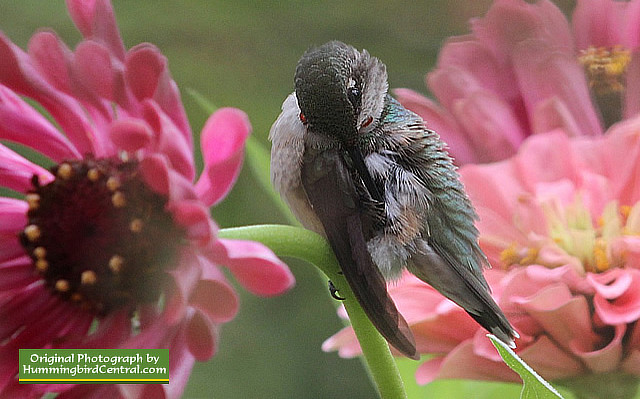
[395,0,640,164]
[0,1,294,398]
[324,117,640,397]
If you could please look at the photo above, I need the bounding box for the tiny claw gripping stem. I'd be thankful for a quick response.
[328,280,346,300]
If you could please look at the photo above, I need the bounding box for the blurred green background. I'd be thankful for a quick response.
[0,1,577,398]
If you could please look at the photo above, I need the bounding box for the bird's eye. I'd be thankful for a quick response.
[347,86,361,106]
[299,112,307,125]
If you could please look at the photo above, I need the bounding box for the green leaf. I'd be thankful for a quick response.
[489,335,565,399]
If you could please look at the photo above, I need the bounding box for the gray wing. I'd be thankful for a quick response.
[301,145,418,359]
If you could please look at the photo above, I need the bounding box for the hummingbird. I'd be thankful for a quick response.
[269,41,517,359]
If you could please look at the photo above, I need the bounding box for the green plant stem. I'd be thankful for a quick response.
[218,224,408,399]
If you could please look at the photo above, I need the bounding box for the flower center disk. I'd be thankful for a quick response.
[20,158,185,315]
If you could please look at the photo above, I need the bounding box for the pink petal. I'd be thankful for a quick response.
[415,340,518,385]
[65,0,125,60]
[27,31,73,94]
[195,108,251,206]
[435,36,519,102]
[427,65,483,112]
[0,86,81,162]
[168,200,215,243]
[139,154,170,195]
[514,284,599,353]
[164,326,196,399]
[624,53,640,119]
[125,44,167,102]
[322,326,362,358]
[0,198,28,237]
[471,0,573,59]
[517,335,584,380]
[572,0,627,49]
[165,250,203,325]
[531,97,583,136]
[109,117,153,151]
[71,40,115,104]
[209,238,295,297]
[512,38,602,137]
[190,278,239,323]
[571,324,625,373]
[452,90,524,162]
[590,269,640,324]
[623,0,640,49]
[0,256,37,291]
[142,101,195,180]
[0,143,53,192]
[0,33,103,155]
[186,310,217,361]
[512,130,581,190]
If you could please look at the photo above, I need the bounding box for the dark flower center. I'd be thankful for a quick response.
[20,157,185,315]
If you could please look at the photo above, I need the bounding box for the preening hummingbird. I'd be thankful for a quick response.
[269,41,518,359]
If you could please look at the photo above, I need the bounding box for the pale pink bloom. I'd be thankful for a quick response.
[0,1,294,398]
[395,0,640,164]
[324,117,640,391]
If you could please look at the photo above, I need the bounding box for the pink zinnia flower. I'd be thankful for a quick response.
[324,117,640,395]
[0,1,294,398]
[395,0,640,164]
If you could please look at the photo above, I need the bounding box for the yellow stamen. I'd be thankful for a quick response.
[57,163,73,180]
[109,255,124,273]
[55,279,70,292]
[500,243,519,266]
[81,270,97,285]
[23,225,41,242]
[579,46,631,95]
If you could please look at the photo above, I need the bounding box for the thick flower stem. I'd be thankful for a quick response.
[218,224,408,399]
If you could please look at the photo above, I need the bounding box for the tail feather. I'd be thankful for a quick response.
[408,239,518,347]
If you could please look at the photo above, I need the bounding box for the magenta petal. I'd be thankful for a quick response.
[163,326,195,399]
[186,310,217,361]
[0,256,37,291]
[0,143,53,192]
[190,279,239,323]
[142,101,195,180]
[211,238,295,297]
[0,198,28,237]
[194,108,251,206]
[27,31,72,94]
[65,0,125,60]
[0,86,80,162]
[139,154,171,195]
[169,200,215,243]
[72,40,115,103]
[109,117,153,151]
[165,250,203,325]
[125,44,167,101]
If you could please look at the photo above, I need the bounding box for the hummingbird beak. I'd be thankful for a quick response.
[345,145,383,203]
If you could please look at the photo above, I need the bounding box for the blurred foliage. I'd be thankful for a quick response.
[0,1,577,398]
